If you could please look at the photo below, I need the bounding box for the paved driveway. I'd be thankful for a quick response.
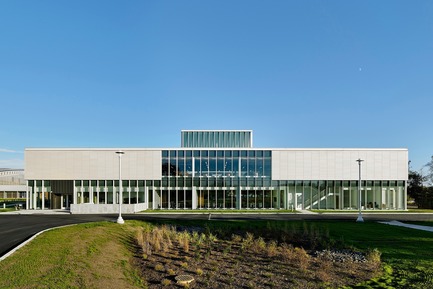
[0,214,112,257]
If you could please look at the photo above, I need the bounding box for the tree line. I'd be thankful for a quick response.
[408,156,433,209]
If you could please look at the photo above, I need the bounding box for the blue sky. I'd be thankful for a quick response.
[0,1,432,172]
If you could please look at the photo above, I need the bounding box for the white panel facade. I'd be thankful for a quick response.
[272,149,408,181]
[25,149,162,180]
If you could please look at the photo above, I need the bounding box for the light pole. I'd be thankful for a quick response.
[356,158,364,222]
[116,151,125,224]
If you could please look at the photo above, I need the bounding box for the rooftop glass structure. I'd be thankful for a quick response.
[181,130,252,148]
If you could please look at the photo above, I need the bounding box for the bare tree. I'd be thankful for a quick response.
[425,156,433,186]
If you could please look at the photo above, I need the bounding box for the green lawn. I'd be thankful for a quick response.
[0,208,15,212]
[141,209,297,213]
[0,220,432,288]
[0,221,146,289]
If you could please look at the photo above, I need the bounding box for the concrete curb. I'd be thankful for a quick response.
[0,224,75,262]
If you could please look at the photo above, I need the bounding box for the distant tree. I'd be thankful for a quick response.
[408,156,433,209]
[424,156,433,186]
[407,170,426,207]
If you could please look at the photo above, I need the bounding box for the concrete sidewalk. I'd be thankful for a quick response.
[379,220,433,232]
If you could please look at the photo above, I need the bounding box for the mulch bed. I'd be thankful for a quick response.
[133,228,380,289]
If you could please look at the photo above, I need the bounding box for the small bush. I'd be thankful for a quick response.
[241,233,254,251]
[231,234,242,243]
[280,243,294,261]
[167,268,176,276]
[178,231,191,253]
[208,233,218,243]
[196,268,204,276]
[180,262,188,268]
[293,247,310,271]
[266,240,278,257]
[155,264,165,272]
[366,248,381,269]
[161,279,171,286]
[251,237,266,254]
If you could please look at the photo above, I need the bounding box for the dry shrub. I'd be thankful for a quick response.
[366,248,381,270]
[161,226,173,252]
[266,240,278,257]
[241,233,254,251]
[180,262,188,268]
[280,243,295,261]
[155,264,165,272]
[293,247,310,271]
[151,227,163,252]
[344,260,358,277]
[208,233,218,243]
[315,269,330,283]
[161,279,171,286]
[196,268,204,276]
[231,234,242,243]
[250,237,267,254]
[315,256,332,282]
[177,231,191,253]
[279,244,310,271]
[136,229,152,256]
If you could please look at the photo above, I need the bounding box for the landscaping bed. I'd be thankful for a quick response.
[133,224,381,288]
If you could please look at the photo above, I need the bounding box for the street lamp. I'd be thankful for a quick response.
[116,151,125,224]
[356,158,364,222]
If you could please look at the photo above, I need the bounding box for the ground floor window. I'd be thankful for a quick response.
[26,179,406,211]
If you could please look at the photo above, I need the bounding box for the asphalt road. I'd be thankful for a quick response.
[1,213,433,258]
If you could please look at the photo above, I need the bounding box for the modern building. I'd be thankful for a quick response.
[0,169,27,208]
[24,130,408,213]
[0,169,27,198]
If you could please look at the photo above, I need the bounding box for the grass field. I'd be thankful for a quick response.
[141,209,297,213]
[0,220,432,289]
[0,208,15,212]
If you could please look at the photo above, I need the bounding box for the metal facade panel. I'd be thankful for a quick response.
[25,149,162,180]
[271,149,408,181]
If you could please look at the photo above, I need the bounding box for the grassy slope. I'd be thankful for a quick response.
[0,222,146,289]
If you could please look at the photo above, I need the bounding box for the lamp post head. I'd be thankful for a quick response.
[356,158,364,164]
[115,151,125,155]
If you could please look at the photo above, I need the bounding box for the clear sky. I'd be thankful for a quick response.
[0,1,432,172]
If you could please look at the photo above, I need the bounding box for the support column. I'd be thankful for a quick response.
[236,187,241,209]
[126,184,130,204]
[80,186,84,204]
[192,187,197,209]
[73,181,77,205]
[26,181,29,210]
[33,182,37,209]
[136,186,139,204]
[90,186,94,204]
[145,187,149,210]
[41,180,45,210]
[293,186,297,211]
